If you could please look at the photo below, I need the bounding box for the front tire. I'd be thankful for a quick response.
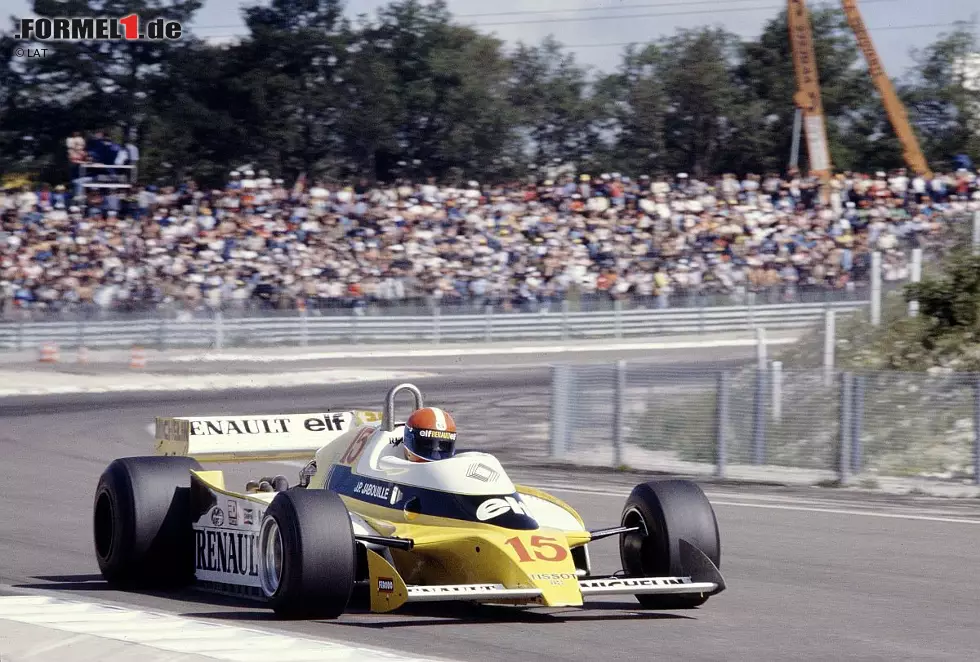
[93,456,202,588]
[619,479,721,609]
[258,488,356,619]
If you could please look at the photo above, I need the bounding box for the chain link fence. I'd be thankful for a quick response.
[550,362,980,487]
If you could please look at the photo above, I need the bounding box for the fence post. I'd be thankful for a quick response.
[870,251,882,326]
[549,365,572,459]
[851,374,865,474]
[561,299,569,341]
[972,210,980,256]
[771,360,783,422]
[824,309,835,387]
[747,291,756,329]
[214,311,224,350]
[838,372,853,484]
[716,371,730,478]
[752,366,766,465]
[612,360,626,467]
[433,306,441,345]
[299,308,309,347]
[756,326,767,370]
[908,247,922,317]
[974,376,980,486]
[157,318,166,350]
[484,305,493,343]
[614,299,623,339]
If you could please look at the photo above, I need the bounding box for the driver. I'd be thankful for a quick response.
[402,407,457,462]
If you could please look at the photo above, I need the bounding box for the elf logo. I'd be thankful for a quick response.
[378,577,394,593]
[476,496,529,521]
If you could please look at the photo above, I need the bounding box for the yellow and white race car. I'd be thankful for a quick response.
[92,383,725,619]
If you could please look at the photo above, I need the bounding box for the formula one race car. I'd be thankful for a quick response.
[92,384,725,618]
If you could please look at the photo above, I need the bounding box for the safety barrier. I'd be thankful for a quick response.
[0,300,867,350]
[549,362,980,487]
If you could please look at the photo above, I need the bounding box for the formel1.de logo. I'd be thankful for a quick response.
[14,15,183,42]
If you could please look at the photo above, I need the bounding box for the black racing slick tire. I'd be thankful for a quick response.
[93,455,202,588]
[619,479,721,609]
[258,488,356,619]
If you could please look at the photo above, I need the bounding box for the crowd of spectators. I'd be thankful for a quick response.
[1,165,978,319]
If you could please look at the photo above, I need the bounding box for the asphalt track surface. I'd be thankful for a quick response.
[3,358,980,660]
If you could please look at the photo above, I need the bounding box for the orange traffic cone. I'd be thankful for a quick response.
[38,342,59,363]
[130,346,146,369]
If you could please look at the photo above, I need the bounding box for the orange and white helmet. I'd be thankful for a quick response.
[403,407,457,462]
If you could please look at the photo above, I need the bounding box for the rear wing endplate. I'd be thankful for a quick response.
[154,409,382,462]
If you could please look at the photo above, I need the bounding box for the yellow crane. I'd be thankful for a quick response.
[788,0,933,178]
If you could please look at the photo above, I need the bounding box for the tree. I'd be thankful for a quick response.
[903,24,980,170]
[347,0,519,180]
[141,39,251,186]
[2,0,202,181]
[231,0,353,177]
[658,28,742,177]
[735,7,894,174]
[592,43,668,176]
[508,35,602,172]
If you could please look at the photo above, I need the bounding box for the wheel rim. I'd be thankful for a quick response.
[621,506,657,577]
[93,490,114,561]
[258,517,284,597]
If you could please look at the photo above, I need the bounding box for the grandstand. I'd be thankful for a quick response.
[1,166,977,321]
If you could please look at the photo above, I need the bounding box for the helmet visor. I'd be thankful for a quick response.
[406,428,456,460]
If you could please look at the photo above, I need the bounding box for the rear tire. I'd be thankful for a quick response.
[619,479,721,609]
[258,488,356,619]
[93,456,202,588]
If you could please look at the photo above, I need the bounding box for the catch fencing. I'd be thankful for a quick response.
[0,300,865,351]
[550,362,980,487]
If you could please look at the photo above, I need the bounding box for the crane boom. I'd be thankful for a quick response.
[840,0,932,178]
[787,0,833,180]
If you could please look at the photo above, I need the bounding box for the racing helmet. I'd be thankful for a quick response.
[403,407,457,462]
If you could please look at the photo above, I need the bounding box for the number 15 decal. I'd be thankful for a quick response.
[341,426,373,466]
[504,535,568,562]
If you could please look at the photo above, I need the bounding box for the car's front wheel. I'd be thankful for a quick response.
[258,488,356,619]
[619,479,721,609]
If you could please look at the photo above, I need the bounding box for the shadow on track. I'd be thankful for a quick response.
[19,574,120,591]
[181,600,694,626]
[20,574,696,625]
[16,574,262,610]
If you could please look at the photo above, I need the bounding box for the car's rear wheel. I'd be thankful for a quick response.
[93,456,202,588]
[258,488,356,619]
[619,479,721,609]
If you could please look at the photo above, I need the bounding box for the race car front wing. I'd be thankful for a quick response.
[403,575,720,604]
[400,538,726,605]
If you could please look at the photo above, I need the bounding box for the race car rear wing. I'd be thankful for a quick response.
[154,409,382,462]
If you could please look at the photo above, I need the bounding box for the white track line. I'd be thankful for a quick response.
[0,595,449,662]
[0,370,434,398]
[536,483,980,525]
[167,338,798,363]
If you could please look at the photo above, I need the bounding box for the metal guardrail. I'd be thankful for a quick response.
[0,300,867,350]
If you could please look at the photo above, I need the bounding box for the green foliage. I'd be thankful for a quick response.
[903,25,980,170]
[774,232,980,373]
[628,366,976,479]
[1,1,978,183]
